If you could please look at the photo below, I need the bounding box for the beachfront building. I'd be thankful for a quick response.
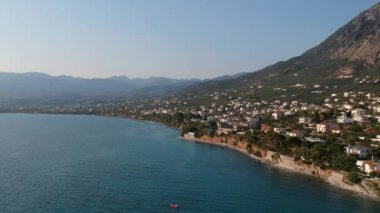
[356,160,380,175]
[217,122,233,135]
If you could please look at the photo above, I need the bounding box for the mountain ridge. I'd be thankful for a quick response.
[176,3,380,103]
[304,2,380,65]
[0,72,201,105]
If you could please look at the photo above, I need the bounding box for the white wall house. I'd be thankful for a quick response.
[299,117,312,124]
[346,145,371,158]
[316,123,329,133]
[337,114,354,124]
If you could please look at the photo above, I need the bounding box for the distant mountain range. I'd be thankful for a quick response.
[0,72,200,105]
[177,3,380,103]
[0,70,254,105]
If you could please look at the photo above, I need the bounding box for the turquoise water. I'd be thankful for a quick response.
[0,114,379,212]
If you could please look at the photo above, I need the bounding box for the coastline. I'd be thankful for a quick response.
[1,112,379,200]
[179,134,380,201]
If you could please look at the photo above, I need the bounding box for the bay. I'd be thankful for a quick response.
[0,114,378,212]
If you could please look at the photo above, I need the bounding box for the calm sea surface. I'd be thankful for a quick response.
[0,114,379,212]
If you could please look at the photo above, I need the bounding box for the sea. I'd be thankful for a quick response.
[0,114,378,212]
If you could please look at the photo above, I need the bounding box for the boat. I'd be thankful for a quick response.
[169,203,180,209]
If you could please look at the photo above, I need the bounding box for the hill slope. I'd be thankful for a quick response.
[178,3,380,103]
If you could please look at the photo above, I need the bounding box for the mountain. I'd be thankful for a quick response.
[205,72,249,81]
[0,72,200,105]
[305,3,380,65]
[177,3,380,104]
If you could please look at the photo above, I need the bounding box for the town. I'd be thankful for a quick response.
[5,82,380,190]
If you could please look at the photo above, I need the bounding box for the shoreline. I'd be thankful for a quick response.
[1,112,379,200]
[179,134,380,201]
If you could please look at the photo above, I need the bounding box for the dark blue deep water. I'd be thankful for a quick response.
[0,114,379,212]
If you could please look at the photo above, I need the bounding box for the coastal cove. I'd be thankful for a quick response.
[0,113,379,212]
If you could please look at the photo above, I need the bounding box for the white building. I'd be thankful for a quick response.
[356,160,380,175]
[299,117,312,124]
[337,114,354,124]
[304,137,325,144]
[352,108,366,117]
[316,123,329,133]
[346,145,371,158]
[272,112,282,120]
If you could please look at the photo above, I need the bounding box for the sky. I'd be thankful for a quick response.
[0,0,378,79]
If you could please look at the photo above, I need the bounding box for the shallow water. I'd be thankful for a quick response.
[0,114,378,212]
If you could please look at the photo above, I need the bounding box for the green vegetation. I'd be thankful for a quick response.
[181,121,206,137]
[347,170,361,183]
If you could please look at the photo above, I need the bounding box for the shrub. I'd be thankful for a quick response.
[347,170,361,183]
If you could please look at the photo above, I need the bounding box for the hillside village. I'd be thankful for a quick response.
[132,88,380,181]
[8,83,380,188]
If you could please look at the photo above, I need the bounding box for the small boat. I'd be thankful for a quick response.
[169,203,180,209]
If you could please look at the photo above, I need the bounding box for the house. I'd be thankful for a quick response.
[217,122,233,135]
[272,112,282,120]
[287,130,302,138]
[260,124,272,133]
[330,126,342,134]
[284,110,296,116]
[351,109,365,123]
[337,114,354,124]
[374,106,380,113]
[316,123,330,133]
[232,122,249,133]
[371,135,380,142]
[246,117,260,129]
[299,117,312,124]
[304,137,325,144]
[343,104,353,110]
[346,145,371,158]
[352,108,366,117]
[364,161,379,175]
[356,160,380,175]
[274,127,289,134]
[353,115,365,123]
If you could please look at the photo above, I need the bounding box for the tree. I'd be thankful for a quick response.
[208,129,215,137]
[285,136,301,147]
[350,123,362,133]
[209,120,218,131]
[313,112,321,123]
[347,170,361,183]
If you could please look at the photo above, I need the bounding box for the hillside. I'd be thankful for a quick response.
[177,3,380,104]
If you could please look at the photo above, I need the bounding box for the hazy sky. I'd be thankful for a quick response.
[0,0,378,79]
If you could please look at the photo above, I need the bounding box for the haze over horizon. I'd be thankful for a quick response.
[0,0,378,79]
